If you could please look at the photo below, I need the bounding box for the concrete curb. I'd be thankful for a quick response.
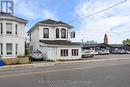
[0,57,130,70]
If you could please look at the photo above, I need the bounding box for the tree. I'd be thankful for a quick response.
[122,39,130,45]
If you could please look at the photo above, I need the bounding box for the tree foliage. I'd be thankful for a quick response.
[122,39,130,45]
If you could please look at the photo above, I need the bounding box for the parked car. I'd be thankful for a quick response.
[111,50,119,54]
[98,50,109,55]
[126,51,130,54]
[29,50,45,60]
[94,51,99,55]
[111,49,127,54]
[118,50,126,54]
[82,50,94,58]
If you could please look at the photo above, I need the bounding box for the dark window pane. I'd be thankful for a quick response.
[56,28,59,38]
[43,28,49,38]
[61,28,66,38]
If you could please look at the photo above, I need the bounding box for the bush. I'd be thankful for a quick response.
[2,57,31,65]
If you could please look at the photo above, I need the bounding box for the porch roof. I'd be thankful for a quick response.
[39,40,81,46]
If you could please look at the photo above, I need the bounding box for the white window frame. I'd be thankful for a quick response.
[43,28,49,38]
[61,49,68,56]
[6,43,13,55]
[6,23,13,35]
[15,24,18,35]
[72,49,78,56]
[0,43,3,55]
[15,43,18,54]
[0,23,3,34]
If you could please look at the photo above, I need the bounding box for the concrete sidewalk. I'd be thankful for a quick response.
[0,57,130,70]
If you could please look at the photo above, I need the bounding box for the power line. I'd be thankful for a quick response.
[69,0,127,23]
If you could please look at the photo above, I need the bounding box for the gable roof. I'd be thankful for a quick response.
[0,12,28,24]
[28,19,73,33]
[39,40,81,46]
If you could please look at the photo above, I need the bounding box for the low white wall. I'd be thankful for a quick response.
[41,46,82,60]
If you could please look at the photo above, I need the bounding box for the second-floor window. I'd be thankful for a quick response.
[15,24,18,35]
[43,28,49,38]
[61,28,66,38]
[56,28,59,38]
[6,23,12,34]
[0,23,3,34]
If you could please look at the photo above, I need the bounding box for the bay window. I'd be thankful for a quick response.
[43,28,49,38]
[56,28,59,38]
[61,28,66,38]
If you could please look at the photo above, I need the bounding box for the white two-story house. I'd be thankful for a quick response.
[0,12,28,58]
[28,19,81,60]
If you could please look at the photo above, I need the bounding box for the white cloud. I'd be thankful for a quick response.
[73,0,130,44]
[42,10,58,20]
[14,0,58,20]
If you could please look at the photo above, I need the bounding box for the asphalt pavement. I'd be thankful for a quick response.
[0,54,130,87]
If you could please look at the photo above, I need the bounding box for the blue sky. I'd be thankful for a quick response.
[14,0,130,44]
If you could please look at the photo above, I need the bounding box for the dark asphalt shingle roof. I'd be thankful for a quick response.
[39,40,81,46]
[39,19,72,27]
[39,19,57,24]
[28,19,73,33]
[0,12,28,23]
[82,43,111,47]
[109,44,125,47]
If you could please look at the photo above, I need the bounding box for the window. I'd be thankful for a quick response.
[6,43,12,55]
[43,28,49,38]
[66,30,68,39]
[72,49,78,56]
[61,49,68,56]
[61,28,66,38]
[6,23,12,34]
[0,43,3,55]
[0,23,3,34]
[56,28,59,38]
[30,46,33,53]
[30,34,31,41]
[15,24,18,35]
[15,43,18,54]
[71,31,75,38]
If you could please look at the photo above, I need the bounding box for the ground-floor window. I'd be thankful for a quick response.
[72,49,78,56]
[61,49,68,56]
[0,43,3,55]
[15,43,18,54]
[30,46,33,53]
[6,43,12,55]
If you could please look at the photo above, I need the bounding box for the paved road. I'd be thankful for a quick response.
[90,54,130,59]
[0,54,130,87]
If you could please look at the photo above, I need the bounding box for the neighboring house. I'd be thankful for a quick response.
[109,44,130,52]
[0,12,28,58]
[27,19,81,60]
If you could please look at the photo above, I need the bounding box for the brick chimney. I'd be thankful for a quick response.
[104,34,108,44]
